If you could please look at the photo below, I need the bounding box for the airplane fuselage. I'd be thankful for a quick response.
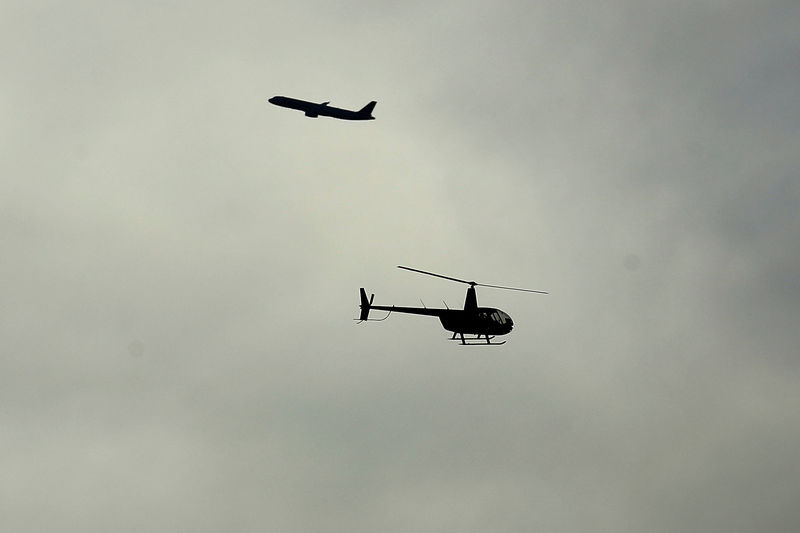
[268,96,376,120]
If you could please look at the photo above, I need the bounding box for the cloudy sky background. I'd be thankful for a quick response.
[2,1,799,531]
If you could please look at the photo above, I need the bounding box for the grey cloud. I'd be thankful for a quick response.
[2,1,799,532]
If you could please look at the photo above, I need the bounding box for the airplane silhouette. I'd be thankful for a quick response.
[268,96,376,120]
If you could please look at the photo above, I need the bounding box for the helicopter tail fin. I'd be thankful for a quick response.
[359,288,374,321]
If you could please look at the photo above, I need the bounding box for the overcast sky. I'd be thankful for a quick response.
[2,1,799,532]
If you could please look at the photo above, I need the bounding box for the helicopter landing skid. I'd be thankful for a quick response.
[449,333,506,346]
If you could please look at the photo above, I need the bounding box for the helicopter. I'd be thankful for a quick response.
[357,266,547,345]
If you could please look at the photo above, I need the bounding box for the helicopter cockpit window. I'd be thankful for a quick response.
[492,312,505,324]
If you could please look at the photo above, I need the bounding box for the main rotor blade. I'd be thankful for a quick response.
[397,265,473,285]
[476,283,548,294]
[397,266,548,294]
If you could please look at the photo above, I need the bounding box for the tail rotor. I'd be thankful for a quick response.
[357,288,391,322]
[359,288,374,322]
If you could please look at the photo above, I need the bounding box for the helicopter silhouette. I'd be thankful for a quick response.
[358,266,547,345]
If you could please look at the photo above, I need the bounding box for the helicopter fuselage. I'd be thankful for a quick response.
[439,307,513,336]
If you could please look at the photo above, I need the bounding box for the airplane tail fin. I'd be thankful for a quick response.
[359,288,374,321]
[358,101,377,119]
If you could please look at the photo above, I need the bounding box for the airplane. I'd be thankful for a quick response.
[357,266,547,345]
[268,95,376,120]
